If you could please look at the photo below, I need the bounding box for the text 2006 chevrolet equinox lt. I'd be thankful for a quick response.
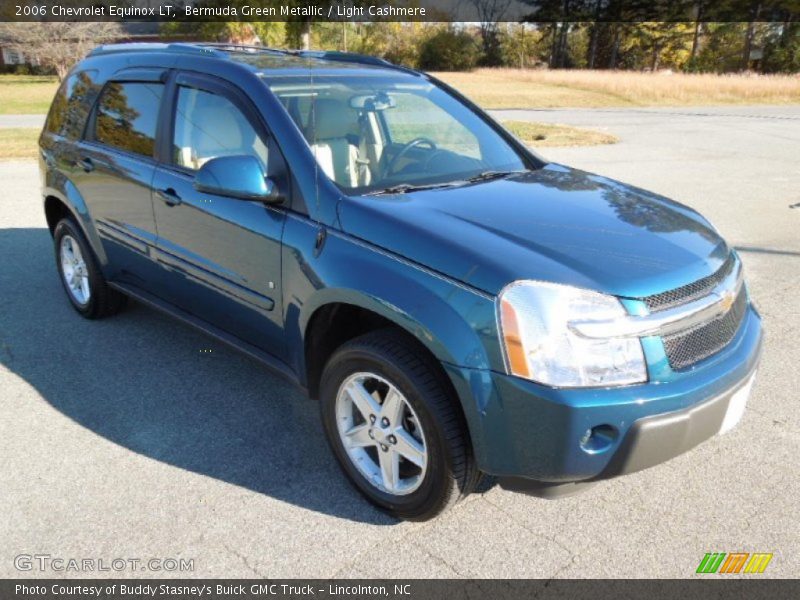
[39,43,763,520]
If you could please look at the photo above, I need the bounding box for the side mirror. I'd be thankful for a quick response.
[193,155,283,203]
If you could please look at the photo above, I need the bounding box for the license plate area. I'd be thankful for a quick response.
[719,372,756,434]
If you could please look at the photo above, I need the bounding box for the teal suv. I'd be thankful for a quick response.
[39,43,763,520]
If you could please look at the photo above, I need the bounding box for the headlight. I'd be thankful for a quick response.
[497,281,646,388]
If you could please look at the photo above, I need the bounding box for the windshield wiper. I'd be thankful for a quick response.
[364,182,458,196]
[465,169,526,184]
[365,170,527,196]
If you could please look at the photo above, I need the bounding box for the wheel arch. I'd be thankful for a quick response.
[42,182,106,263]
[303,299,439,400]
[298,282,493,397]
[44,193,82,235]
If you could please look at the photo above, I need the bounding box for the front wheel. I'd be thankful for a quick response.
[319,330,477,520]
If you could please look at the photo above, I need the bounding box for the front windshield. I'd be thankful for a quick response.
[266,74,531,194]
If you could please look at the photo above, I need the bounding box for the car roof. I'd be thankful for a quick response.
[87,42,423,80]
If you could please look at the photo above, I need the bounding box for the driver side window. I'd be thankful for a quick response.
[383,93,481,159]
[172,86,268,171]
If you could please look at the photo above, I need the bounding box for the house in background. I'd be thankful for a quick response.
[1,46,37,68]
[0,22,187,71]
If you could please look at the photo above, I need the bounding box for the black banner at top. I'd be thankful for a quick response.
[2,0,800,23]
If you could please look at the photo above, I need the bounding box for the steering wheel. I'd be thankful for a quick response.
[383,137,437,178]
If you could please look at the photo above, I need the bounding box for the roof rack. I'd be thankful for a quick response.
[195,42,294,57]
[198,43,419,75]
[89,42,225,58]
[87,42,421,76]
[297,50,420,75]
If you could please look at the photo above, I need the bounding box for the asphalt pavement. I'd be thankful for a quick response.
[1,105,798,578]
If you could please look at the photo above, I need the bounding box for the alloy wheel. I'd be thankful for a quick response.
[59,234,91,305]
[335,372,428,496]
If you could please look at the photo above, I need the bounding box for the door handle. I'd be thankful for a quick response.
[77,157,94,172]
[157,188,182,207]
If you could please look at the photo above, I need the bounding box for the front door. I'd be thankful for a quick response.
[151,73,287,359]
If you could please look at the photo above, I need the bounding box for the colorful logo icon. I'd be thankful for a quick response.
[696,552,773,574]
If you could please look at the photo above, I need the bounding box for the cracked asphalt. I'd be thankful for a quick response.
[1,105,799,578]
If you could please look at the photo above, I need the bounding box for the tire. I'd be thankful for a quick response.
[319,329,478,520]
[53,217,126,319]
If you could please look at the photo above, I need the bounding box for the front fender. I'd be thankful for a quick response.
[284,219,502,369]
[300,277,497,373]
[281,214,504,441]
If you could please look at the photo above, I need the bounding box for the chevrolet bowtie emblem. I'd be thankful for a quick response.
[718,289,736,312]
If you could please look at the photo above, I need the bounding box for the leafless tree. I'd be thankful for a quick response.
[0,22,123,80]
[468,0,514,24]
[468,0,514,64]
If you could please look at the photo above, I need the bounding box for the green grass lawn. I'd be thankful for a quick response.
[502,120,618,147]
[0,128,40,159]
[0,75,59,114]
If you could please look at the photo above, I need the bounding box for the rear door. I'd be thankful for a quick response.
[73,70,166,287]
[151,72,287,358]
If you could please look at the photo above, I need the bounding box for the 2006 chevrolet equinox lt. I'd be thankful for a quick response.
[39,43,763,520]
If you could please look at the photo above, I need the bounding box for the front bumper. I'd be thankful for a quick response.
[444,305,763,490]
[498,363,757,497]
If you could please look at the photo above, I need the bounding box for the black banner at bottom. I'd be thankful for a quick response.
[2,580,799,600]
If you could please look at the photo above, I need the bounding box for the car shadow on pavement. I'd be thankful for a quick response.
[0,227,397,525]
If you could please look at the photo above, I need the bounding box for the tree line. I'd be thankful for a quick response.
[164,20,800,74]
[1,18,798,81]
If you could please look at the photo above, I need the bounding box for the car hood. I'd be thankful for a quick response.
[336,164,730,298]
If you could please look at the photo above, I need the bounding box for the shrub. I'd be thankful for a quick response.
[418,29,481,71]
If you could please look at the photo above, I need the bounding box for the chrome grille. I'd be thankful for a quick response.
[661,286,748,370]
[644,255,735,313]
[640,255,748,370]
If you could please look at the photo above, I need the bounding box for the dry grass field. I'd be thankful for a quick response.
[435,69,800,109]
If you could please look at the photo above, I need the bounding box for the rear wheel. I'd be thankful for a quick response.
[53,218,126,319]
[320,329,477,520]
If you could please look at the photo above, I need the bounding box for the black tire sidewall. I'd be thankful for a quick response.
[320,343,457,519]
[53,218,100,317]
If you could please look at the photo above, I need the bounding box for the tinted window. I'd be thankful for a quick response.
[94,82,163,157]
[44,70,100,140]
[172,86,267,170]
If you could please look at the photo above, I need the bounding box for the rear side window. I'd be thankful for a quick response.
[94,82,164,158]
[44,70,100,140]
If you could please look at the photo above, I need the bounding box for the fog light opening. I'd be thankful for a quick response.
[579,424,618,454]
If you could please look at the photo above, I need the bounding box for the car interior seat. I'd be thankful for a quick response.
[309,99,366,187]
[182,100,267,170]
